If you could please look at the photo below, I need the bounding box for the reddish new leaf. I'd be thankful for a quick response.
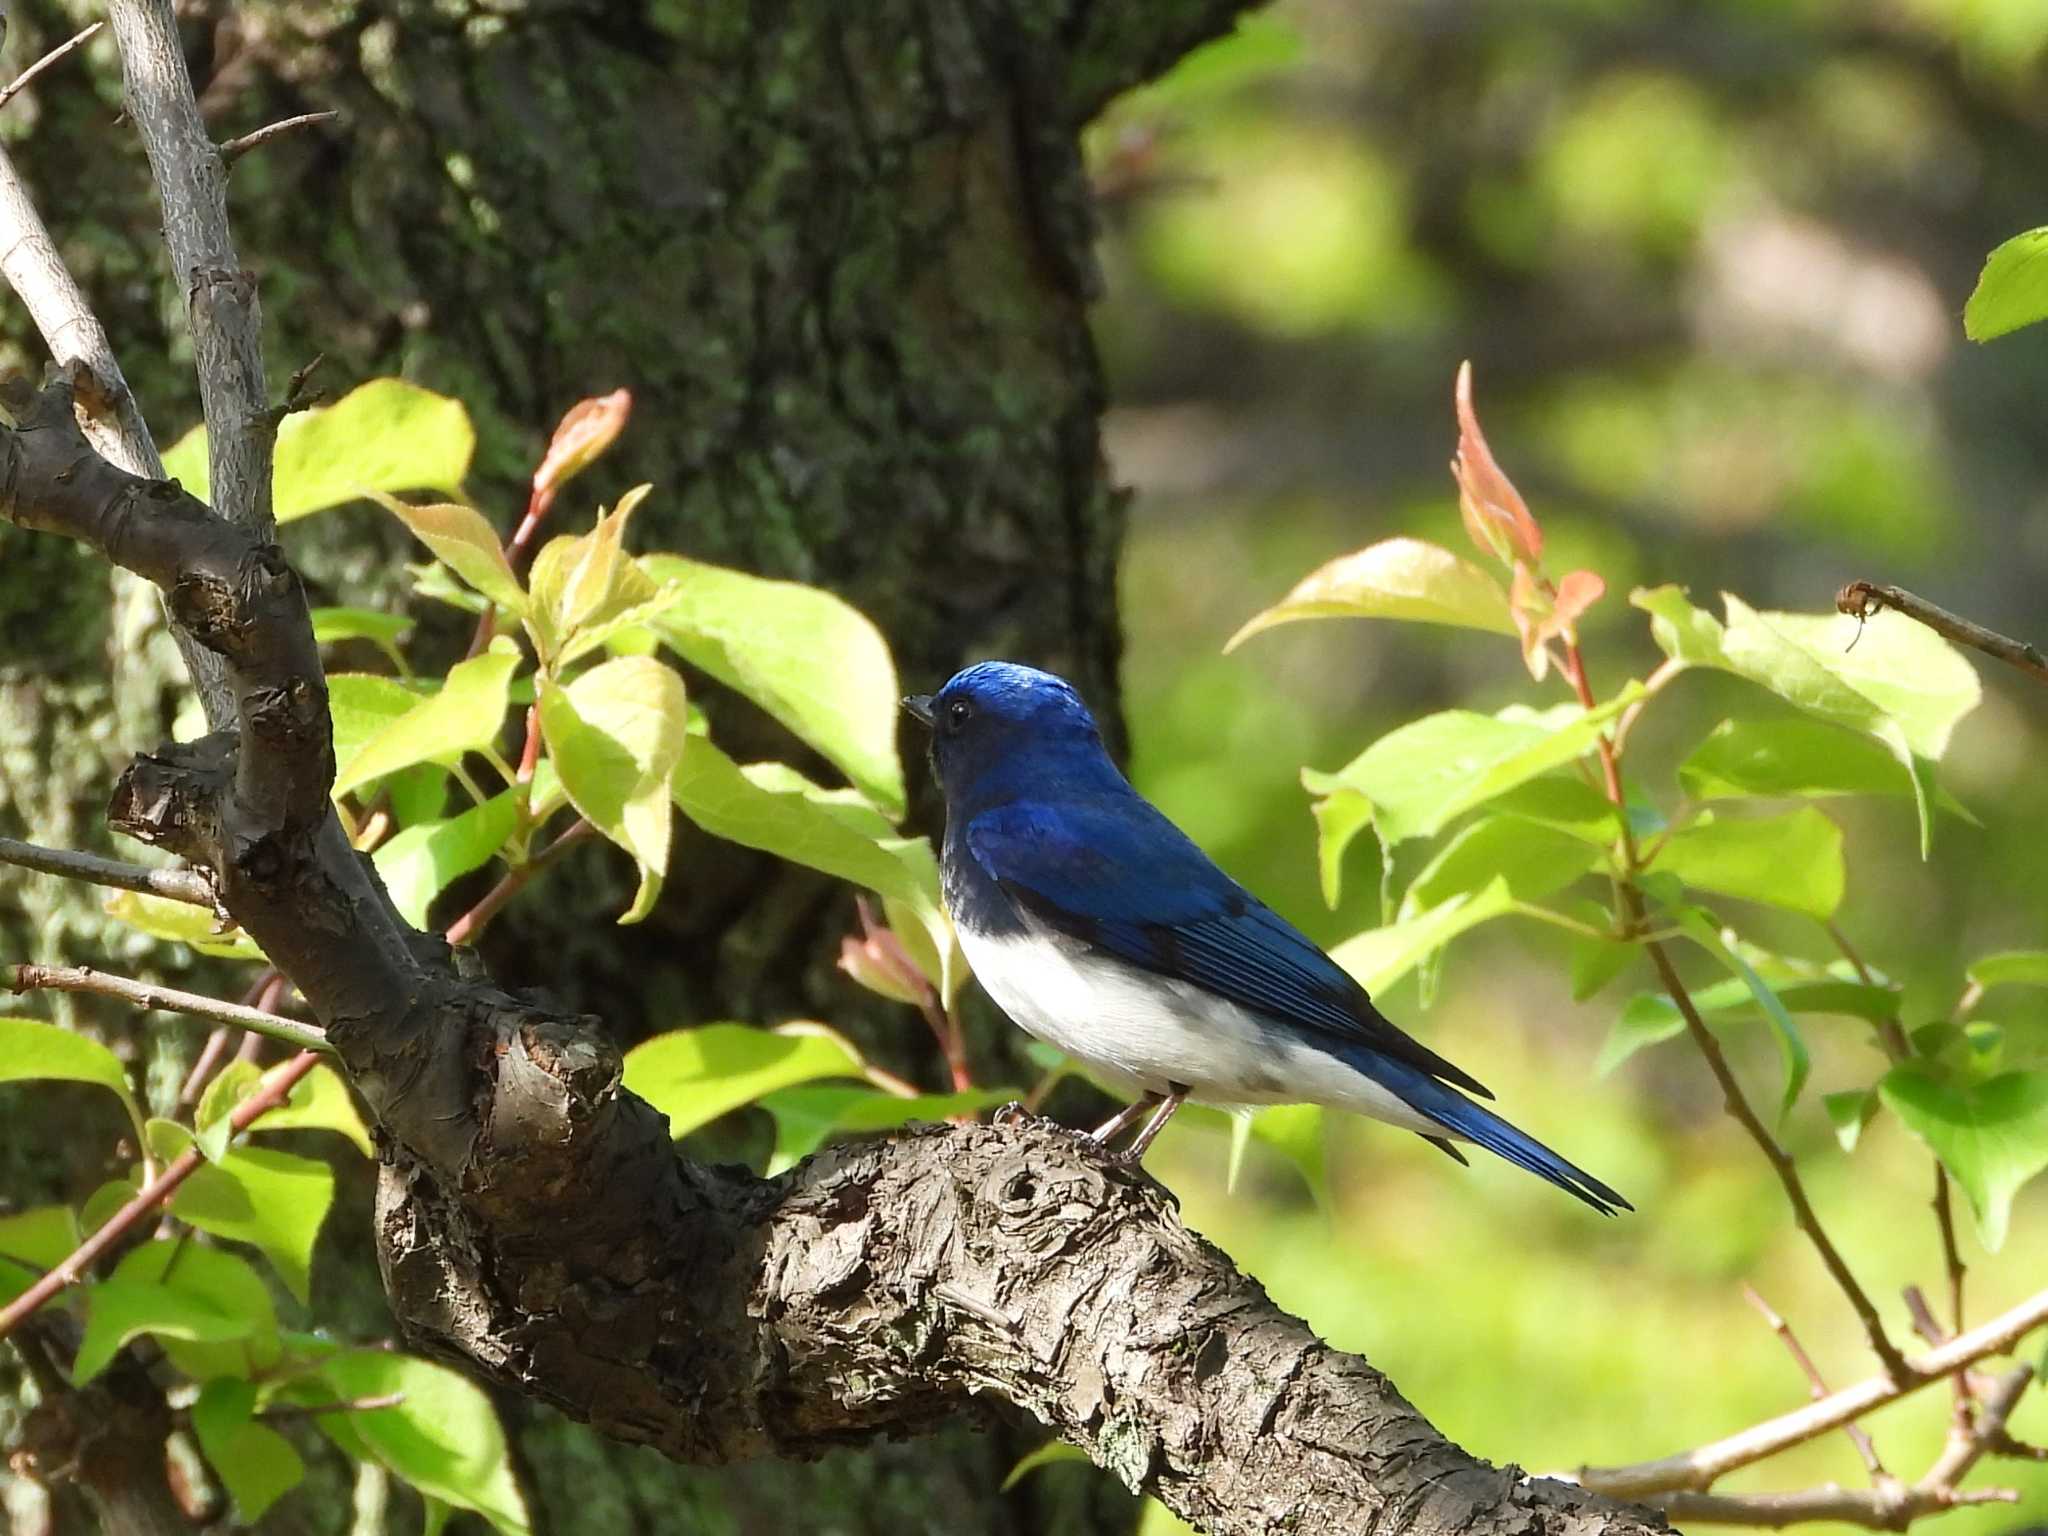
[1451,362,1542,565]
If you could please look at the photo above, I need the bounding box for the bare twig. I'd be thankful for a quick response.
[1744,1285,1888,1480]
[0,22,103,113]
[1932,1167,1971,1423]
[1579,1284,2048,1498]
[0,1050,323,1341]
[0,835,214,906]
[1656,1483,2014,1528]
[218,110,338,165]
[1903,1286,1948,1349]
[7,963,331,1055]
[1838,582,2048,688]
[107,0,274,537]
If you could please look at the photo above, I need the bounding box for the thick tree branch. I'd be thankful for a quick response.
[106,0,274,539]
[0,374,1669,1536]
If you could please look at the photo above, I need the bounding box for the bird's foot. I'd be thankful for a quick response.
[991,1100,1034,1127]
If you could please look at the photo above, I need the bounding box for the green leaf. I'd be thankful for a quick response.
[332,638,521,801]
[537,656,689,923]
[310,607,413,668]
[1400,813,1602,918]
[0,1017,146,1150]
[328,673,428,772]
[1879,1066,2048,1251]
[1330,877,1517,992]
[670,733,954,991]
[193,1378,304,1523]
[623,1024,870,1140]
[1134,12,1302,108]
[195,1061,262,1162]
[1968,951,2048,991]
[1308,785,1376,908]
[316,1352,530,1535]
[1225,537,1515,650]
[1648,807,1845,919]
[248,1063,374,1158]
[373,790,521,928]
[642,554,907,817]
[161,379,474,522]
[150,1121,334,1303]
[0,1205,79,1270]
[525,487,662,664]
[1632,587,1981,854]
[1001,1440,1091,1491]
[758,1085,1016,1174]
[1303,688,1640,846]
[74,1241,275,1384]
[1965,227,2048,342]
[1571,914,1638,1003]
[1488,777,1624,843]
[1823,1089,1880,1152]
[1679,717,1973,819]
[373,495,526,615]
[79,1177,141,1240]
[102,889,265,961]
[1677,910,1810,1114]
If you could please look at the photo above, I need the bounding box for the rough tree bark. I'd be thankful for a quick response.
[0,365,1672,1531]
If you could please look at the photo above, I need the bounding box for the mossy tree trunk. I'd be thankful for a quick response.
[0,2,1246,1530]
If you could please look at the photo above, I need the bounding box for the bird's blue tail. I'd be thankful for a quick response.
[1375,1061,1631,1215]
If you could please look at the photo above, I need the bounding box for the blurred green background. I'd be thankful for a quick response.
[1088,1,2048,1528]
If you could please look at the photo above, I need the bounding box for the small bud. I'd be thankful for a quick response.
[1510,563,1606,681]
[836,897,935,1006]
[1451,362,1543,566]
[532,388,632,505]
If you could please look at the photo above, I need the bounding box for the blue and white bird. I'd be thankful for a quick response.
[903,661,1629,1215]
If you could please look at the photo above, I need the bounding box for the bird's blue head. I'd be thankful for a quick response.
[904,662,1113,807]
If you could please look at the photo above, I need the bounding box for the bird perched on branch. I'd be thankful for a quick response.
[903,661,1629,1215]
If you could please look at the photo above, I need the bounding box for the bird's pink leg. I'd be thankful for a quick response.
[1089,1093,1159,1144]
[1117,1085,1190,1163]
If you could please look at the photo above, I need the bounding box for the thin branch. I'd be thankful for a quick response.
[106,0,274,538]
[1744,1284,1888,1480]
[1561,638,1908,1381]
[1655,1483,2014,1528]
[1838,582,2048,688]
[6,963,330,1055]
[441,819,595,945]
[218,110,338,166]
[0,835,214,906]
[1579,1284,2048,1497]
[0,1051,323,1341]
[0,22,104,113]
[1932,1167,1970,1422]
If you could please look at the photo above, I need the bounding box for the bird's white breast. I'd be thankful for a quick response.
[957,916,1441,1136]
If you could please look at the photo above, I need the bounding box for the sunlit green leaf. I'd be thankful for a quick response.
[1401,814,1602,918]
[0,1205,78,1270]
[193,1378,304,1523]
[670,733,954,990]
[1880,1065,2048,1251]
[249,1063,374,1158]
[538,656,689,923]
[0,1017,146,1149]
[1676,910,1810,1113]
[1488,777,1624,844]
[1969,951,2048,991]
[102,889,264,961]
[642,554,906,817]
[759,1084,1015,1174]
[373,495,526,615]
[328,673,428,771]
[333,639,521,801]
[317,1352,530,1535]
[1679,717,1972,819]
[1309,785,1376,908]
[150,1121,335,1303]
[1330,877,1517,992]
[1648,807,1845,919]
[195,1061,262,1162]
[373,790,520,928]
[74,1241,274,1384]
[1126,11,1302,108]
[310,607,413,669]
[1304,688,1639,846]
[161,379,474,522]
[1964,227,2048,342]
[1226,537,1514,650]
[623,1024,869,1140]
[526,487,661,664]
[1000,1440,1091,1492]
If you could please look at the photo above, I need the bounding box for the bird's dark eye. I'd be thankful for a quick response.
[945,699,973,734]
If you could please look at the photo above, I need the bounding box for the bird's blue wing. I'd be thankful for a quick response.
[964,801,1492,1098]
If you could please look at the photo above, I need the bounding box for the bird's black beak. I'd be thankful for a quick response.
[902,694,935,728]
